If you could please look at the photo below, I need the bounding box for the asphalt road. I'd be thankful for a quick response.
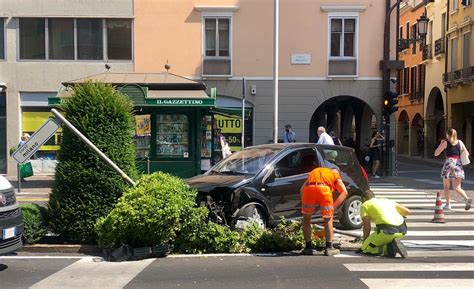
[1,252,473,289]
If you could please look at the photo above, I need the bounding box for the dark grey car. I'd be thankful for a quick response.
[187,143,369,230]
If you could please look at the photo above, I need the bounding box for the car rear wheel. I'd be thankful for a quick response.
[235,204,267,230]
[339,195,363,230]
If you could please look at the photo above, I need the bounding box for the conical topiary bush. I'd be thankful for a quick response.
[48,81,138,244]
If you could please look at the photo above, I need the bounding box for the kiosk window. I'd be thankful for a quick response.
[156,114,189,158]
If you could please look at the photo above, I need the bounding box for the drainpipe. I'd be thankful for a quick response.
[444,0,450,131]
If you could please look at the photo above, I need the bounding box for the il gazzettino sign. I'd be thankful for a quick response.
[12,118,61,164]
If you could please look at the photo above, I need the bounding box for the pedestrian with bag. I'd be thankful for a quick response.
[369,131,384,178]
[299,167,348,256]
[283,124,296,143]
[357,190,410,258]
[434,128,471,211]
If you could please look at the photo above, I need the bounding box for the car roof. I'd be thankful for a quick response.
[243,143,355,152]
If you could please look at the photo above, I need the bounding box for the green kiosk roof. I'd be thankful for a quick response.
[49,72,215,107]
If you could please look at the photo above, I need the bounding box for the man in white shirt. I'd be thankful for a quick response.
[316,127,334,145]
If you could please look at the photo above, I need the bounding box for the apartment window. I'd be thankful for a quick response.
[0,19,4,59]
[49,18,74,60]
[77,19,103,60]
[328,17,357,76]
[410,66,417,98]
[19,18,46,59]
[406,22,410,39]
[451,38,458,71]
[403,67,410,94]
[441,13,446,39]
[107,19,132,60]
[463,32,471,68]
[417,64,425,99]
[19,18,132,61]
[203,17,231,76]
[453,0,459,11]
[411,24,417,54]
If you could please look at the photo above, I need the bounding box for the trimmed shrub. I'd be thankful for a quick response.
[48,81,137,244]
[21,204,48,245]
[95,172,196,249]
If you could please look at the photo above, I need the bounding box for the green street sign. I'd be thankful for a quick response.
[145,98,215,107]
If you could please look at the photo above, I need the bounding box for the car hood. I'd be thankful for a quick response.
[186,174,250,193]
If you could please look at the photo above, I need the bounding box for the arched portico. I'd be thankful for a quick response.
[424,87,445,158]
[309,96,377,151]
[397,110,410,155]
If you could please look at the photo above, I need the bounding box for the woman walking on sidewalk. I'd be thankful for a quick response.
[434,128,471,211]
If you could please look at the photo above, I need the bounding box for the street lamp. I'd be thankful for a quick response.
[417,15,428,39]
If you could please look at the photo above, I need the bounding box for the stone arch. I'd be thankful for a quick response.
[397,110,410,155]
[409,113,424,156]
[424,87,445,158]
[309,95,377,151]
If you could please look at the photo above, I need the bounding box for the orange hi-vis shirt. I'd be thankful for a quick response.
[306,167,341,192]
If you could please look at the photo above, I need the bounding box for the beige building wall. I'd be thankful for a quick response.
[445,1,474,152]
[134,0,386,146]
[0,0,134,175]
[424,0,448,157]
[135,0,384,78]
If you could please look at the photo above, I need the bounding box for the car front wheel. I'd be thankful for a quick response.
[339,195,363,230]
[234,204,267,230]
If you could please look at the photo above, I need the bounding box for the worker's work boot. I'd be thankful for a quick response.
[300,247,314,256]
[324,247,340,256]
[391,239,407,258]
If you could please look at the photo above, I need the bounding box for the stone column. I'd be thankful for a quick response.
[424,117,436,158]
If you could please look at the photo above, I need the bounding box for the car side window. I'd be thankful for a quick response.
[274,148,318,178]
[321,148,354,169]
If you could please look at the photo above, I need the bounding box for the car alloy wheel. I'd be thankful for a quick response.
[339,195,363,230]
[235,205,267,230]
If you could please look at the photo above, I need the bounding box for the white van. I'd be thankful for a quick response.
[0,175,23,255]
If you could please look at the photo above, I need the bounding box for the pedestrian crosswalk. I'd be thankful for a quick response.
[339,182,474,289]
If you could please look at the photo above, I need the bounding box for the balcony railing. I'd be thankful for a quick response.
[434,38,445,56]
[453,69,463,83]
[422,44,433,60]
[443,72,453,86]
[397,39,411,51]
[409,91,423,101]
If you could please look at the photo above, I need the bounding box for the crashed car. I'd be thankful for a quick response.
[186,143,369,230]
[0,175,23,255]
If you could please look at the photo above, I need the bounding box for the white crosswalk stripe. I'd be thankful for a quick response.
[340,182,474,289]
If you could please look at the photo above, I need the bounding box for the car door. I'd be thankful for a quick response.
[262,148,318,219]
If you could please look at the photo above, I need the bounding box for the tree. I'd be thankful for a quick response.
[48,81,138,243]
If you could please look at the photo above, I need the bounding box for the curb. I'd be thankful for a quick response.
[19,242,361,255]
[21,244,101,255]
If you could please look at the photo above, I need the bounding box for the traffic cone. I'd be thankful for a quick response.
[431,191,446,223]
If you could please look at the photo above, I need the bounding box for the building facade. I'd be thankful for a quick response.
[424,0,448,158]
[134,0,387,153]
[443,0,474,153]
[0,0,134,175]
[397,0,427,157]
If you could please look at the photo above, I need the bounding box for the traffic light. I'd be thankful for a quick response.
[462,0,472,7]
[383,91,399,116]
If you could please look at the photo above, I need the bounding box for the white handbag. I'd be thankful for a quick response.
[460,141,471,166]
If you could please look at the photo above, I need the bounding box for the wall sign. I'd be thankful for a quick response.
[291,53,311,65]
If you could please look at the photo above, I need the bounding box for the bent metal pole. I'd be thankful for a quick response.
[51,108,137,187]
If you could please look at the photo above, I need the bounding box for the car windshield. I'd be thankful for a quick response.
[209,147,281,175]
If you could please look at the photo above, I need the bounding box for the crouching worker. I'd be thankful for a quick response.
[300,167,348,256]
[359,190,410,258]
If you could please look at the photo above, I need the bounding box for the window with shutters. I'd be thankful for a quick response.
[328,17,358,76]
[202,17,232,76]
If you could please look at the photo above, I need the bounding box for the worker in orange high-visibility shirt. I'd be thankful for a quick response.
[299,167,348,256]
